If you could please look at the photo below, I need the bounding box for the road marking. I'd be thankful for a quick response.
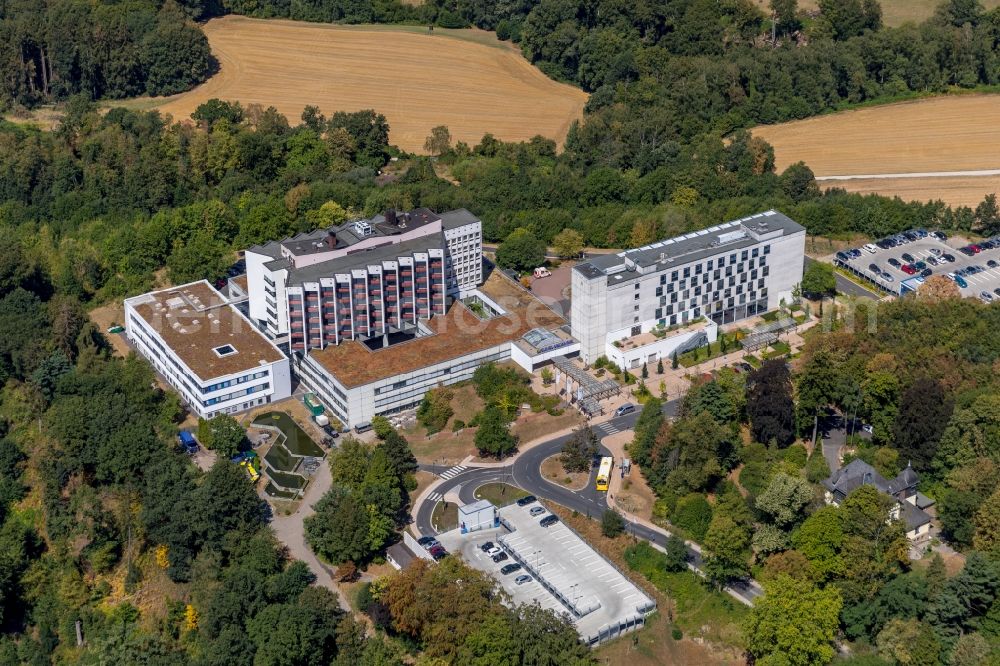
[427,492,443,503]
[439,465,467,479]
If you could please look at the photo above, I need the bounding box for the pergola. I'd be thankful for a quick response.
[553,357,620,416]
[740,317,797,352]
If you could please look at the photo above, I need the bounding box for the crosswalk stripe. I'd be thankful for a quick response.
[427,492,443,502]
[439,465,466,479]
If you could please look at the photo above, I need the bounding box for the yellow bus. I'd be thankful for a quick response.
[596,456,613,492]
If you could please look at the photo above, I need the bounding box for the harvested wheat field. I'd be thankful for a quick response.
[752,0,1000,26]
[137,16,587,152]
[753,95,1000,206]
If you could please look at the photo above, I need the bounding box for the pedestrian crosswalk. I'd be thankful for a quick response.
[427,492,443,503]
[439,465,467,480]
[596,423,621,436]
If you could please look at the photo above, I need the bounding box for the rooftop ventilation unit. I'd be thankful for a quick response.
[717,230,746,244]
[354,220,374,237]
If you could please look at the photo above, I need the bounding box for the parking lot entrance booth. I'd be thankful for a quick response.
[459,500,499,534]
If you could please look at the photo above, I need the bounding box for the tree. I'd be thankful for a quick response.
[305,488,372,565]
[800,261,836,298]
[917,275,961,302]
[875,619,940,666]
[474,405,517,459]
[792,506,845,582]
[663,535,688,572]
[377,430,417,479]
[892,378,953,472]
[496,228,546,273]
[417,386,454,434]
[703,513,751,585]
[601,509,625,538]
[641,362,648,379]
[950,632,991,666]
[671,351,678,369]
[975,193,1000,234]
[672,493,713,541]
[755,473,813,528]
[560,426,598,473]
[197,414,246,458]
[552,228,584,259]
[423,125,452,156]
[744,575,842,666]
[657,357,664,374]
[167,231,229,284]
[818,0,881,39]
[746,360,796,447]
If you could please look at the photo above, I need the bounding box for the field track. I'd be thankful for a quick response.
[130,16,588,152]
[753,95,1000,207]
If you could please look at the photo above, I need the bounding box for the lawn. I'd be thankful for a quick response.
[472,482,529,507]
[431,501,458,532]
[677,335,742,368]
[540,454,591,490]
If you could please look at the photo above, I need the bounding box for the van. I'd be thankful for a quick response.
[614,403,636,417]
[353,421,373,434]
[533,267,551,278]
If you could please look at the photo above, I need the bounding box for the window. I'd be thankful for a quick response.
[213,345,237,357]
[763,244,771,255]
[634,283,640,290]
[631,325,642,336]
[683,267,690,278]
[655,286,663,297]
[634,293,640,300]
[660,274,667,285]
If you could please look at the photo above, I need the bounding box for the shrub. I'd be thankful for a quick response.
[417,386,454,434]
[672,494,712,541]
[601,509,625,538]
[671,627,683,640]
[451,419,465,432]
[783,444,808,468]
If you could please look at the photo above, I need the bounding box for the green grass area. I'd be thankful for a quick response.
[624,542,747,643]
[253,412,324,457]
[743,354,761,369]
[473,482,529,507]
[431,500,459,532]
[677,336,741,368]
[762,340,791,359]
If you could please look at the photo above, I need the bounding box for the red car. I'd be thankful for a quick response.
[970,244,982,254]
[901,264,917,275]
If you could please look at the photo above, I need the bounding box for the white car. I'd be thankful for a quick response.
[929,248,943,256]
[863,243,878,254]
[486,546,502,556]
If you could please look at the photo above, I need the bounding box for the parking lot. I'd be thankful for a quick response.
[435,502,655,646]
[837,232,1000,300]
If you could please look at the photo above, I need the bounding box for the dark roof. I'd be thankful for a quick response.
[386,542,417,569]
[823,458,919,498]
[900,501,933,531]
[285,235,444,287]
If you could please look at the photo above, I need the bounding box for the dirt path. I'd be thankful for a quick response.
[267,460,351,612]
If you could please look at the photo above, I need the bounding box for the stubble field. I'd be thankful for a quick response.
[753,95,1000,206]
[130,16,588,152]
[752,0,1000,26]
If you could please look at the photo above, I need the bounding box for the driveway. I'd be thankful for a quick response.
[805,256,880,299]
[267,459,351,612]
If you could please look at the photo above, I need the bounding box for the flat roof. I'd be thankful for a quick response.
[127,281,284,380]
[285,235,444,287]
[435,503,655,645]
[308,272,565,388]
[574,210,804,286]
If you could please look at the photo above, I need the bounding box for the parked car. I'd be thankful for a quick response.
[942,253,956,262]
[500,563,523,575]
[888,258,902,268]
[863,243,878,253]
[981,291,994,303]
[529,506,546,517]
[994,288,1000,297]
[849,249,862,258]
[836,251,850,262]
[515,575,533,585]
[956,276,969,288]
[869,263,880,272]
[900,252,914,263]
[486,546,502,556]
[932,231,948,241]
[883,273,895,283]
[920,268,933,277]
[322,424,339,438]
[540,515,559,527]
[971,244,982,253]
[178,431,198,454]
[492,552,509,563]
[516,495,537,507]
[913,261,927,270]
[480,541,495,553]
[419,537,440,550]
[429,545,447,560]
[989,260,999,269]
[614,403,636,417]
[901,264,916,275]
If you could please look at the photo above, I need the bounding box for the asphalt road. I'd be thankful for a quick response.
[413,399,764,604]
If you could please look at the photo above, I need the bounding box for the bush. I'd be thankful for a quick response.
[417,386,454,434]
[805,447,832,483]
[672,494,712,541]
[371,415,393,439]
[601,509,625,538]
[451,419,465,432]
[671,627,683,640]
[783,444,808,468]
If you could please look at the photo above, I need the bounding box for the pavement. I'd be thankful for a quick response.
[267,454,352,612]
[412,399,765,606]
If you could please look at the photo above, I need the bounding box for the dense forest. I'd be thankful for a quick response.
[622,293,1000,664]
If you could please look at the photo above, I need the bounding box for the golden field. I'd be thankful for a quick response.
[753,95,1000,206]
[129,16,588,152]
